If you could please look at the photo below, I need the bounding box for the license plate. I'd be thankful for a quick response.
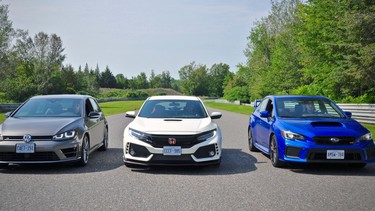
[16,143,35,153]
[327,150,344,159]
[163,146,181,156]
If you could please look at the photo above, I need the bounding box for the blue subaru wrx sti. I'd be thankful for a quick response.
[248,95,375,168]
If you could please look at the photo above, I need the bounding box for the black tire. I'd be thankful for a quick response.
[77,135,90,166]
[270,135,284,167]
[98,128,108,151]
[248,127,259,152]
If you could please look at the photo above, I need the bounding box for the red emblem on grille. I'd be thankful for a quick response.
[168,138,177,145]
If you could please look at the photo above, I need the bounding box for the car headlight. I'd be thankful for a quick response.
[359,133,372,141]
[129,128,152,143]
[197,129,216,141]
[281,130,305,141]
[53,130,76,140]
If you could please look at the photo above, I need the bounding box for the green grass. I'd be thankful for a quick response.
[204,101,254,115]
[99,100,144,116]
[0,112,6,124]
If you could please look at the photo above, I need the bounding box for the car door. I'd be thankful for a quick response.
[256,98,275,150]
[85,98,105,148]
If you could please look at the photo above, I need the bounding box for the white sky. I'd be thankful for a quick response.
[3,0,271,79]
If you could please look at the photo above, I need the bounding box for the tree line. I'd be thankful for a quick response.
[226,0,375,103]
[1,1,374,103]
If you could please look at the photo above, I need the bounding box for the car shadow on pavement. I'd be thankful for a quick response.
[285,163,375,176]
[129,148,258,176]
[0,148,124,174]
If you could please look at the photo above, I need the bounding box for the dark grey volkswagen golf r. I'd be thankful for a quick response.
[0,94,108,167]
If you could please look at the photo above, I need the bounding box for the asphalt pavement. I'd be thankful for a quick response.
[1,109,375,211]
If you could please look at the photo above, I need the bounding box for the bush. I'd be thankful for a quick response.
[223,86,250,103]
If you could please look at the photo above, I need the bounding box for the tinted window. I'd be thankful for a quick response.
[275,98,345,118]
[89,98,100,112]
[138,100,208,118]
[13,98,82,117]
[258,99,274,117]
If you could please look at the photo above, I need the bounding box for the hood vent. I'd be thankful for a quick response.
[164,119,182,121]
[311,122,342,127]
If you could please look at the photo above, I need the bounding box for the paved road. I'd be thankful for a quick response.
[1,109,375,210]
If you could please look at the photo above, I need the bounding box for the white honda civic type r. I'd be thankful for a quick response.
[123,95,222,167]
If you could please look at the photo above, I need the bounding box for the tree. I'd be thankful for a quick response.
[160,71,172,88]
[208,63,231,97]
[0,3,14,82]
[149,70,158,88]
[115,73,129,89]
[100,66,117,88]
[178,62,209,96]
[134,72,149,89]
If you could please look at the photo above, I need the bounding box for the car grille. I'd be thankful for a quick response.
[313,136,355,145]
[148,134,206,148]
[2,136,53,141]
[307,149,363,162]
[0,152,59,161]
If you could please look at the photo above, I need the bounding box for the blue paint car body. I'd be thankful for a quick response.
[248,95,375,167]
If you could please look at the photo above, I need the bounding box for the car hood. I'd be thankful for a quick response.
[0,117,81,136]
[278,118,368,138]
[129,117,217,135]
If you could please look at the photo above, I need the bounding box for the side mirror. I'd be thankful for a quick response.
[5,111,12,118]
[125,111,136,118]
[344,111,352,118]
[88,111,100,118]
[210,112,222,119]
[260,110,270,118]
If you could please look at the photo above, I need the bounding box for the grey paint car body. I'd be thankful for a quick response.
[0,94,108,166]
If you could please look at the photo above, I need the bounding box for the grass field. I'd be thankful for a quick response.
[98,100,144,116]
[0,100,374,136]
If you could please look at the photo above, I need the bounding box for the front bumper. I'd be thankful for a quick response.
[280,139,375,164]
[0,139,82,164]
[123,133,222,166]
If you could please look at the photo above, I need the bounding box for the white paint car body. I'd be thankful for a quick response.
[123,96,222,167]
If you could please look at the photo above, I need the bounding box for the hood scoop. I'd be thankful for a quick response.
[311,122,343,127]
[164,119,183,121]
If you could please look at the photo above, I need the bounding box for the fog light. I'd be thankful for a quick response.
[130,148,136,156]
[209,151,215,157]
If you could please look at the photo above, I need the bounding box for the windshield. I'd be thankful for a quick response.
[138,99,208,118]
[13,98,82,117]
[275,97,345,118]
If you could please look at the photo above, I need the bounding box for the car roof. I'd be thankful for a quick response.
[30,94,92,100]
[266,95,330,100]
[147,95,201,101]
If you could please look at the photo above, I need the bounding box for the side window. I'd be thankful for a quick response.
[258,99,269,112]
[266,100,274,117]
[259,99,274,117]
[89,98,100,112]
[85,99,94,116]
